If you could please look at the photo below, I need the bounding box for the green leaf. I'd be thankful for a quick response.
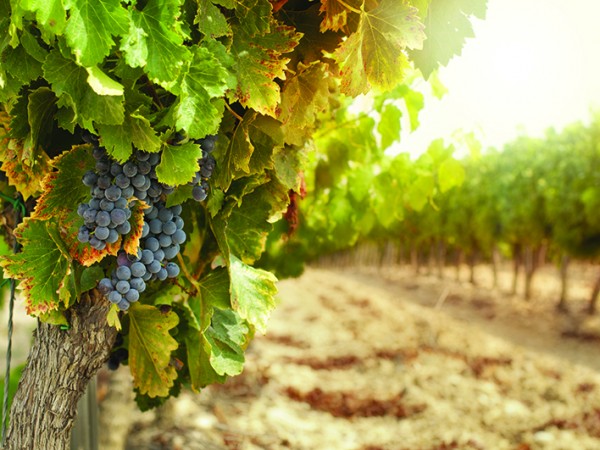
[229,254,278,334]
[213,112,283,191]
[407,174,434,210]
[205,309,248,376]
[24,87,58,156]
[213,180,289,263]
[2,44,43,84]
[79,266,105,293]
[63,0,129,67]
[232,0,272,35]
[173,45,235,139]
[155,142,202,186]
[333,0,425,95]
[128,303,179,398]
[185,332,226,390]
[20,0,67,40]
[377,103,402,150]
[199,267,231,310]
[85,66,125,96]
[438,158,465,193]
[410,0,488,77]
[122,0,190,87]
[97,112,162,162]
[229,20,301,116]
[43,50,125,126]
[196,0,231,37]
[0,218,71,315]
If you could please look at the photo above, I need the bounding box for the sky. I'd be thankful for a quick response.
[397,0,600,155]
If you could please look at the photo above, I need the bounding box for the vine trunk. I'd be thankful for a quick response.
[3,291,116,450]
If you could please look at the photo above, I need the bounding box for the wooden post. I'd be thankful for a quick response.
[71,377,98,450]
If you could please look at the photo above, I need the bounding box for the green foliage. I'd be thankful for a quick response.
[0,0,487,408]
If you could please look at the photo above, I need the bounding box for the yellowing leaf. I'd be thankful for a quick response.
[0,219,71,315]
[128,304,179,398]
[333,0,425,95]
[85,66,125,96]
[229,255,278,334]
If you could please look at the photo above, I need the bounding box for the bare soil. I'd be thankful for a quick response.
[116,263,600,450]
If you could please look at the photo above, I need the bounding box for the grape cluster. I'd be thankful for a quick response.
[79,133,215,311]
[107,333,128,370]
[190,135,216,202]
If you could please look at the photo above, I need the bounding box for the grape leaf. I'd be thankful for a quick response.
[438,158,465,193]
[377,102,402,150]
[122,0,190,87]
[233,0,272,35]
[213,112,283,191]
[213,179,289,264]
[0,218,72,315]
[195,0,231,37]
[229,254,278,334]
[98,112,162,162]
[204,308,248,376]
[0,115,51,200]
[24,87,57,158]
[319,0,360,32]
[33,144,93,220]
[333,0,425,95]
[185,333,227,390]
[278,62,330,146]
[122,203,147,256]
[19,0,67,41]
[229,19,301,117]
[63,0,129,67]
[128,303,179,398]
[198,267,231,310]
[156,141,202,187]
[411,0,487,78]
[172,45,235,139]
[2,45,43,84]
[43,49,125,126]
[85,67,125,97]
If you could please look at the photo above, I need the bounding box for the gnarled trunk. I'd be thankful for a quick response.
[3,291,116,450]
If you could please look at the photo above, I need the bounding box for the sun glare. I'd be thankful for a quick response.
[397,0,600,156]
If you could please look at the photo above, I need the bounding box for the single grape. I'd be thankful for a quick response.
[137,160,151,175]
[145,206,158,220]
[95,160,110,174]
[117,298,130,311]
[165,262,180,278]
[98,278,113,295]
[105,185,122,201]
[116,265,132,281]
[77,227,90,243]
[96,211,111,227]
[156,268,168,281]
[110,163,123,177]
[130,277,146,292]
[83,208,97,223]
[95,226,110,241]
[106,229,119,244]
[149,219,163,235]
[89,198,101,210]
[141,222,150,238]
[110,208,127,225]
[116,221,131,235]
[125,289,139,303]
[82,171,98,187]
[192,185,207,202]
[171,204,183,216]
[159,234,172,248]
[97,175,112,190]
[158,208,173,222]
[130,262,146,278]
[116,280,130,294]
[117,252,131,267]
[136,151,150,161]
[132,174,146,189]
[141,249,154,265]
[163,245,179,260]
[122,186,135,199]
[99,199,115,212]
[162,221,176,235]
[115,197,128,209]
[145,237,160,252]
[154,249,165,262]
[108,291,122,304]
[172,229,186,245]
[123,162,138,177]
[115,174,130,189]
[147,260,161,274]
[89,236,106,250]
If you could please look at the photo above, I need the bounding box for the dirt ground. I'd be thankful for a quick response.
[103,263,600,450]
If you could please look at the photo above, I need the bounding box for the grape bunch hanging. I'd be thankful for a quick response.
[77,133,216,311]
